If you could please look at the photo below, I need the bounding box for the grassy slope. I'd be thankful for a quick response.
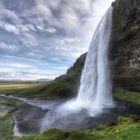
[0,75,79,98]
[114,89,140,105]
[0,96,24,140]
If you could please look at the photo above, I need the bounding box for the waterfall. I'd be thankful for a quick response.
[61,7,114,116]
[41,7,115,132]
[76,7,114,115]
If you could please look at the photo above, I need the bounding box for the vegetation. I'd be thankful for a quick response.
[0,54,86,99]
[16,116,140,140]
[0,87,140,140]
[0,82,50,98]
[0,115,14,140]
[0,96,24,140]
[114,89,140,105]
[0,83,140,140]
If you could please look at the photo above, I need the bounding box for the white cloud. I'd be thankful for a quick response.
[0,71,62,80]
[46,27,56,33]
[0,62,34,69]
[0,42,19,52]
[16,25,29,32]
[0,0,114,79]
[0,8,21,24]
[0,22,19,34]
[21,33,39,47]
[9,63,33,68]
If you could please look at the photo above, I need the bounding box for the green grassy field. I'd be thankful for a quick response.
[0,82,50,98]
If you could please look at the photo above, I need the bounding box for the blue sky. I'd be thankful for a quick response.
[0,0,113,80]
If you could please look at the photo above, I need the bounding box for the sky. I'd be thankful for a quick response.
[0,0,114,81]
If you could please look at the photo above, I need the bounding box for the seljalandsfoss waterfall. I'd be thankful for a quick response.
[59,7,114,115]
[10,5,140,136]
[75,6,114,116]
[40,7,115,132]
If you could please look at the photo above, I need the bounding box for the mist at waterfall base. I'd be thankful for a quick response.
[41,7,114,132]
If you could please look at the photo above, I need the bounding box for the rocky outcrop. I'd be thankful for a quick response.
[110,0,140,91]
[41,53,86,98]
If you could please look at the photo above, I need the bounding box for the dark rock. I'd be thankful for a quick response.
[109,0,140,91]
[14,104,47,134]
[42,53,87,98]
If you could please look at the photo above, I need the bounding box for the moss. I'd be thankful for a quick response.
[90,116,140,140]
[117,116,134,124]
[17,129,101,140]
[15,116,140,140]
[39,75,78,98]
[0,109,10,118]
[0,96,26,140]
[0,96,23,107]
[0,103,139,140]
[0,116,14,140]
[114,89,140,105]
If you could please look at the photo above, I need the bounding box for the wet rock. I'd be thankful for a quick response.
[110,0,140,91]
[14,104,47,135]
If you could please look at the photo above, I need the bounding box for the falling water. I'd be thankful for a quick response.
[61,7,114,116]
[41,7,115,132]
[75,7,114,115]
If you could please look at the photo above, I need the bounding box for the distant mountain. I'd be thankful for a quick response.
[0,78,51,83]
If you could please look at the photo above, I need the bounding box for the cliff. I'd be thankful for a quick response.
[40,53,86,98]
[41,0,140,97]
[110,0,140,91]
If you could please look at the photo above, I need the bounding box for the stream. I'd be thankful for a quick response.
[0,94,140,137]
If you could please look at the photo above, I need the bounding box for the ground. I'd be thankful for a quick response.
[0,82,140,140]
[0,82,50,98]
[0,96,24,140]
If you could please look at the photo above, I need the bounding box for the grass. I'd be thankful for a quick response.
[0,78,140,140]
[0,115,14,140]
[15,116,140,140]
[0,96,24,106]
[0,96,25,140]
[0,77,78,98]
[0,85,140,140]
[0,109,10,118]
[15,88,140,140]
[0,116,138,140]
[114,89,140,105]
[0,83,43,90]
[0,82,50,98]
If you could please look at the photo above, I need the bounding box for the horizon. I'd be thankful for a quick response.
[0,0,113,80]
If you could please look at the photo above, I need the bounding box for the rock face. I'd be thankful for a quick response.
[45,0,140,97]
[110,0,140,91]
[43,53,86,98]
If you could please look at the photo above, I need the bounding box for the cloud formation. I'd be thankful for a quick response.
[0,0,114,80]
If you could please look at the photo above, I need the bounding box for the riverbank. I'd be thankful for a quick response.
[17,116,140,140]
[0,88,140,140]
